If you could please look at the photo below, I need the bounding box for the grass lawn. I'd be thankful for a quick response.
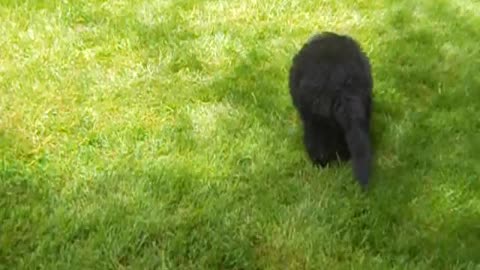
[1,0,480,268]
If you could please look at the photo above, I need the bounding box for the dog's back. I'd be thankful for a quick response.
[289,32,372,118]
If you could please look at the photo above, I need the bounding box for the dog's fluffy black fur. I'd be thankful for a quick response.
[288,32,373,189]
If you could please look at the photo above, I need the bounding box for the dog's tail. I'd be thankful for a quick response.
[345,122,372,188]
[334,95,372,189]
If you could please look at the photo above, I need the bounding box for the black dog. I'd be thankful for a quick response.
[288,32,373,189]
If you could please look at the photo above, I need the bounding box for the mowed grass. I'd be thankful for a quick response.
[1,0,480,268]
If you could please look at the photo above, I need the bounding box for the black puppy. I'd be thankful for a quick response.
[288,32,373,189]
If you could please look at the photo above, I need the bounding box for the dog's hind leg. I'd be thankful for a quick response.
[302,119,335,167]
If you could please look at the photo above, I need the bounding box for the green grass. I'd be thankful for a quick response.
[1,0,480,269]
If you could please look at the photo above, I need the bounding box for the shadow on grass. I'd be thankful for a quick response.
[183,0,480,267]
[23,0,476,268]
[363,0,480,266]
